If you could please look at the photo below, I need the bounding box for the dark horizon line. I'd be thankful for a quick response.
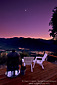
[0,36,52,40]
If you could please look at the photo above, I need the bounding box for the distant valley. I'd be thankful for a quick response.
[0,37,57,52]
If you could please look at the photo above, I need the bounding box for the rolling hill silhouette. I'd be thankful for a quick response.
[0,37,57,52]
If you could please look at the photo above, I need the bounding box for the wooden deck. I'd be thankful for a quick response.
[0,61,57,85]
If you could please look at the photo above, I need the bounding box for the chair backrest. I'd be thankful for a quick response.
[24,57,34,65]
[41,53,47,63]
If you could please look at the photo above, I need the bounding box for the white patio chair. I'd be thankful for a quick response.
[33,53,47,69]
[23,57,34,72]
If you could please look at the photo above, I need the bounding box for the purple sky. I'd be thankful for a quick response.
[0,0,57,40]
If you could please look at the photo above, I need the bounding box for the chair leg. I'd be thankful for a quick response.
[31,64,33,72]
[33,64,34,68]
[23,62,26,66]
[33,60,36,68]
[40,63,44,69]
[32,62,35,68]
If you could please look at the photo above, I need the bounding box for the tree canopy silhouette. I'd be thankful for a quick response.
[49,7,57,39]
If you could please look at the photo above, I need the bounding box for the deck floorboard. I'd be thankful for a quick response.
[0,61,57,85]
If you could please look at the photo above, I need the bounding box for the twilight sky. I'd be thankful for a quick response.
[0,0,57,40]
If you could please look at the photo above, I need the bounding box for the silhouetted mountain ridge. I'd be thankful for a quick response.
[0,37,57,52]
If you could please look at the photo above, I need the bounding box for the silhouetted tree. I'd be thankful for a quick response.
[49,7,57,39]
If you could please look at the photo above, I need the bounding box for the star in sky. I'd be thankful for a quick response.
[25,9,27,12]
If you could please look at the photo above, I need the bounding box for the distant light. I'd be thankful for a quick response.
[19,47,25,50]
[25,9,27,12]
